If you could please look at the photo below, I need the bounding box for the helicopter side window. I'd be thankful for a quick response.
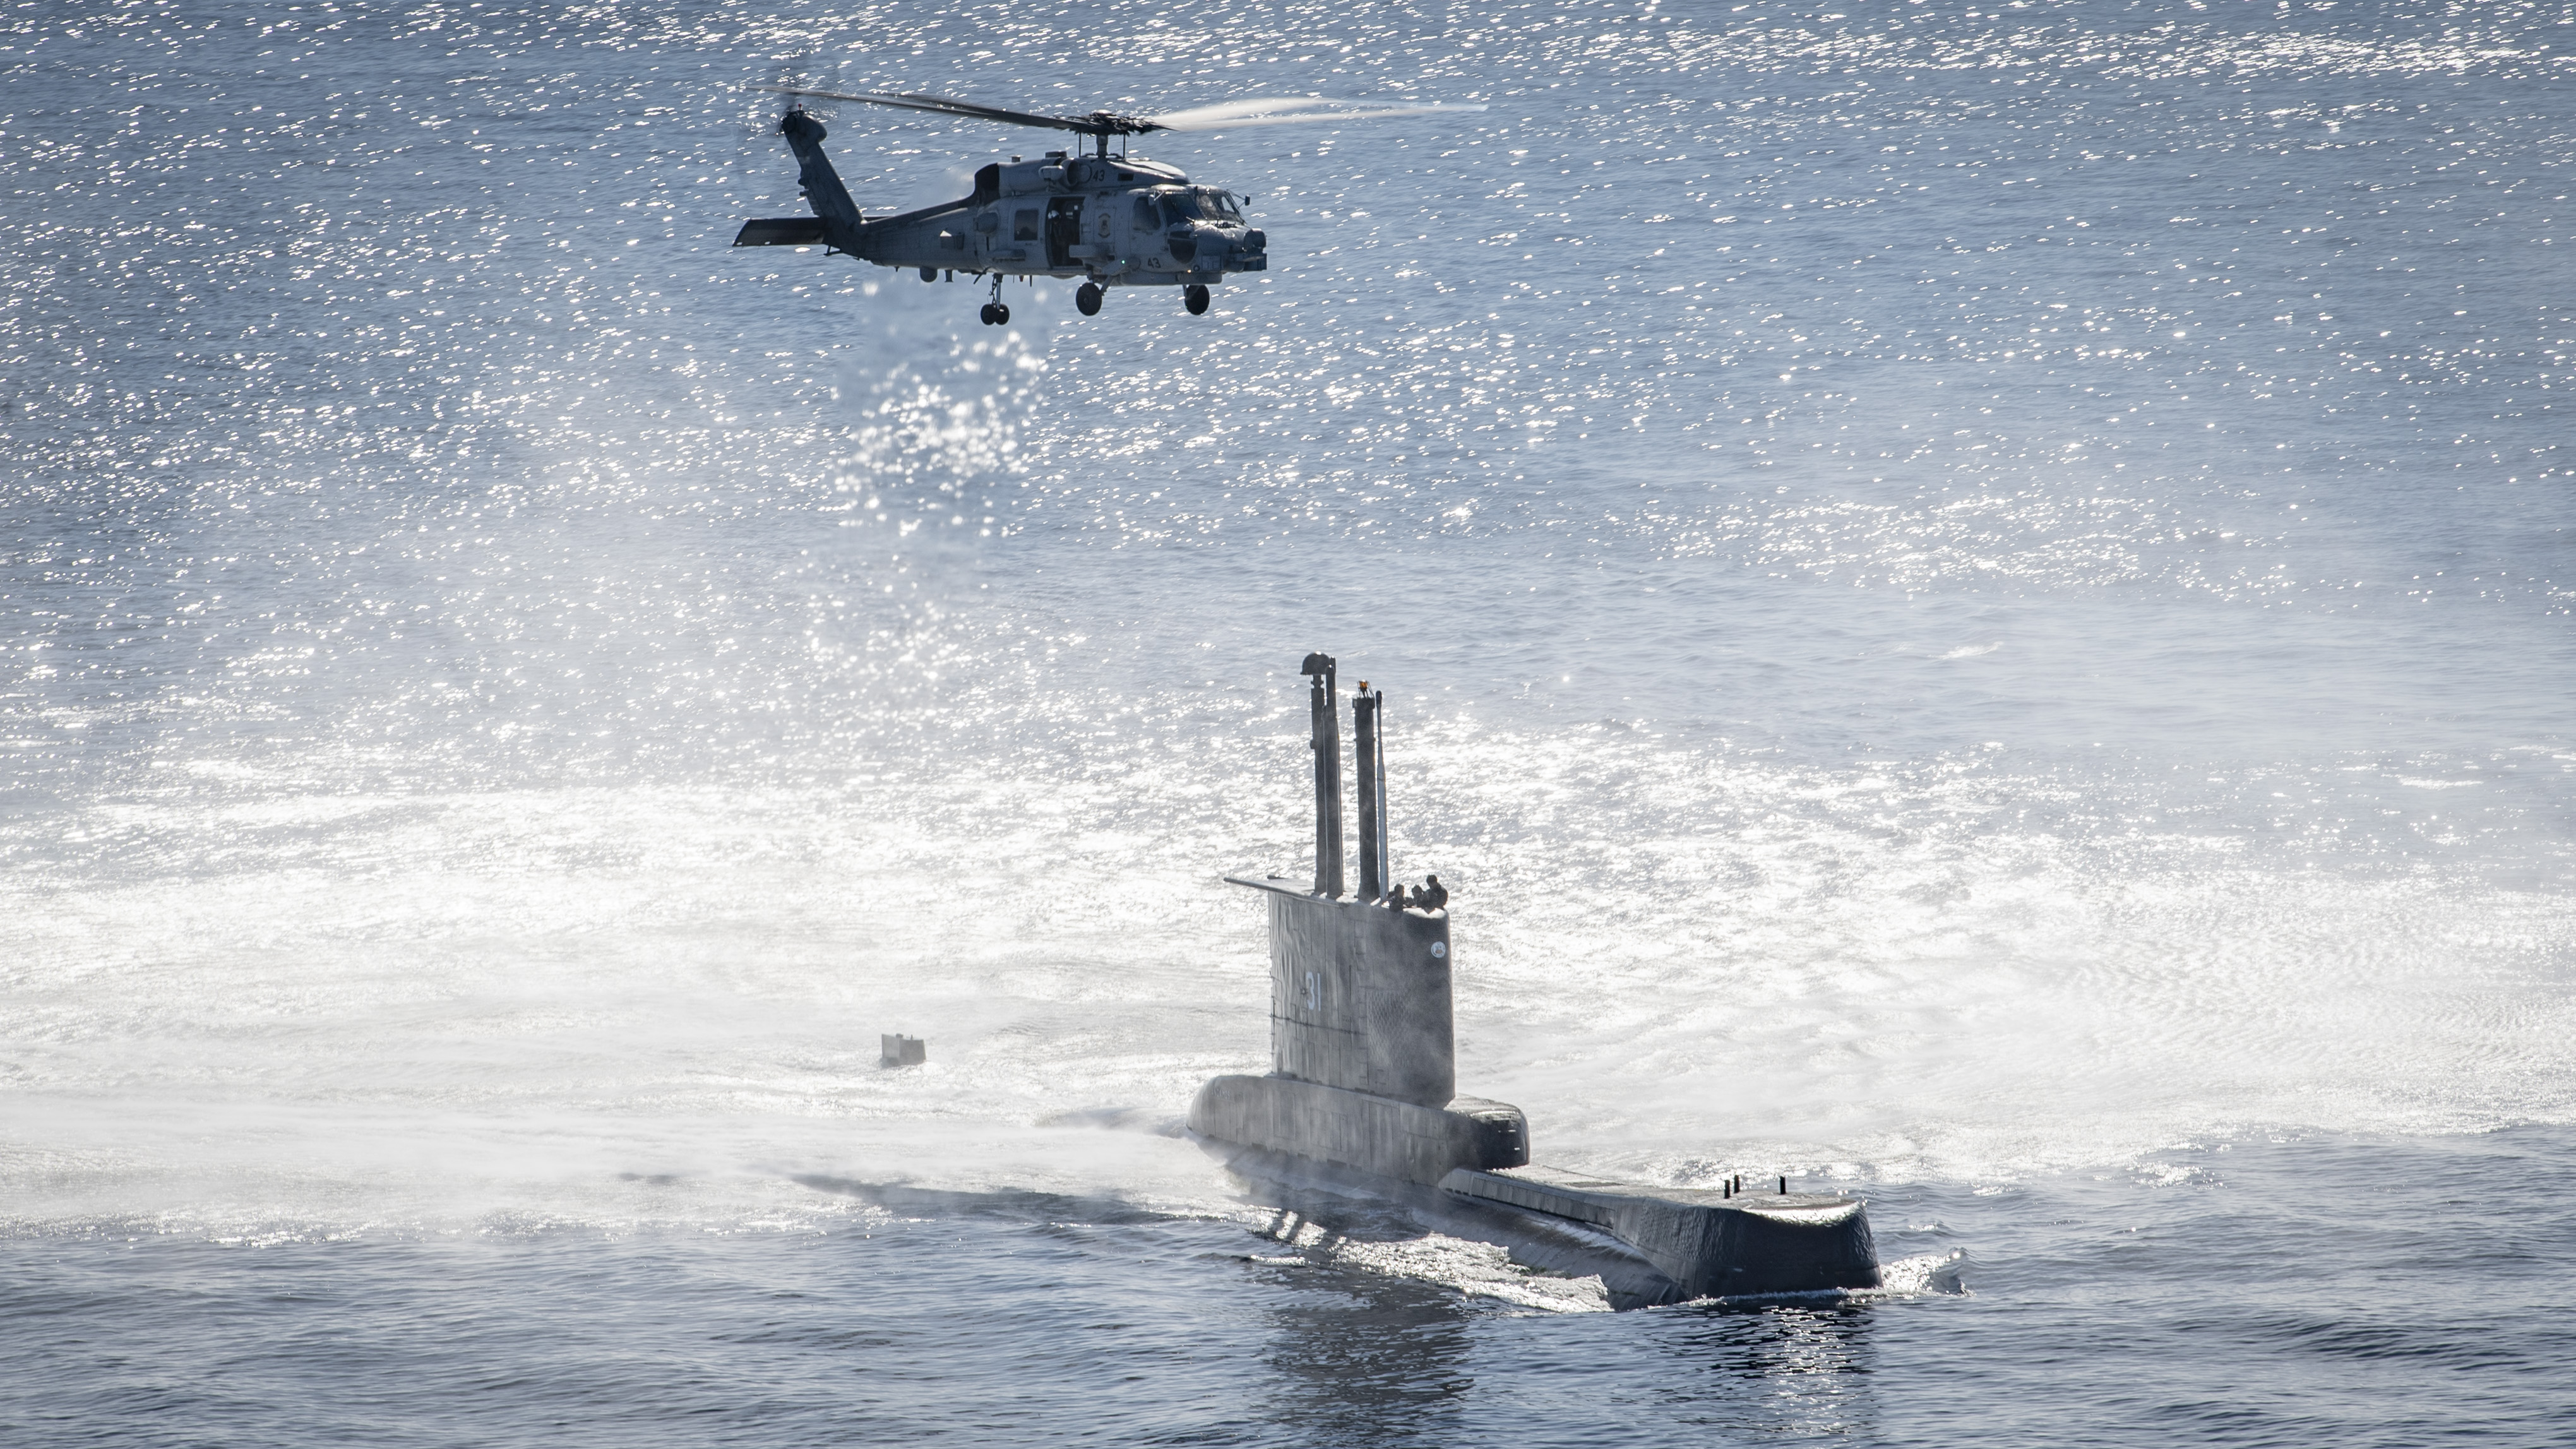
[1132,196,1160,231]
[1159,191,1205,226]
[1013,209,1039,241]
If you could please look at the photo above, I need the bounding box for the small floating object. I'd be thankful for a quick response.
[1188,652,1880,1299]
[881,1034,926,1068]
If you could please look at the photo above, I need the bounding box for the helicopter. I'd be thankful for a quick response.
[732,88,1482,323]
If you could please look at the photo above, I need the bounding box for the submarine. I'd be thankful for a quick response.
[1188,653,1881,1302]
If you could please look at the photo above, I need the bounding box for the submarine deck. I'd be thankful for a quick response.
[1445,1165,1864,1226]
[1442,1166,1880,1298]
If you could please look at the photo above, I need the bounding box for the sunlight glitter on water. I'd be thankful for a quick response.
[5,3,2575,1441]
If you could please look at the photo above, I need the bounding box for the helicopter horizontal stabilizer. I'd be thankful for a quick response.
[734,217,830,247]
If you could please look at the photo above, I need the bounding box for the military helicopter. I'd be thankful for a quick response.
[733,88,1482,323]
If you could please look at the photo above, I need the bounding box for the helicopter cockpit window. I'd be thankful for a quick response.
[1155,189,1243,225]
[1132,196,1160,230]
[1013,210,1039,242]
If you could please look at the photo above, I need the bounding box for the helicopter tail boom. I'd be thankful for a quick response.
[752,108,866,253]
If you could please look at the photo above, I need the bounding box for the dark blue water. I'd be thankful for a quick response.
[6,0,2573,1443]
[9,1133,2573,1446]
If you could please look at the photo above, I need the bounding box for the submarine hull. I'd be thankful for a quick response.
[1442,1166,1881,1297]
[1187,1074,1528,1186]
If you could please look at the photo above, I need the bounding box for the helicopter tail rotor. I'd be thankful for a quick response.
[753,59,835,134]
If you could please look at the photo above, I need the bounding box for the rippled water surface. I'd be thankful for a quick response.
[5,1,2572,1444]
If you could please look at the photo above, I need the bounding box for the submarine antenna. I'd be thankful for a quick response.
[1301,652,1344,897]
[1353,684,1385,903]
[1371,688,1391,902]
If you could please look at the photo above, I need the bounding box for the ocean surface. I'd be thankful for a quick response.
[4,0,2572,1443]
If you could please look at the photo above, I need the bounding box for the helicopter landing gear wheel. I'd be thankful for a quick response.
[1075,282,1104,317]
[1183,283,1210,316]
[980,302,1011,326]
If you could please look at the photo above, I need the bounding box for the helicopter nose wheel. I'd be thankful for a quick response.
[1183,283,1211,316]
[979,302,1011,326]
[1075,282,1104,317]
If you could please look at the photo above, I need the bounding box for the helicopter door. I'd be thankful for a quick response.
[1044,196,1083,270]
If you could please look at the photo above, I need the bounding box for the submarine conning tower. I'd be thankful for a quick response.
[1186,652,1883,1301]
[1267,653,1451,1106]
[1187,653,1528,1184]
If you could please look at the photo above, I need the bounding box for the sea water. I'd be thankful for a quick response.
[4,1,2572,1444]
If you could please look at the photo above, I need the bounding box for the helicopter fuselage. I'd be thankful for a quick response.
[873,152,1267,287]
[735,111,1267,297]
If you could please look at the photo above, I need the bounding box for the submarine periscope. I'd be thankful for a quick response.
[1186,652,1881,1301]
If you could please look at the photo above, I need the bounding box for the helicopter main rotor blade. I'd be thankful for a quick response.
[1145,98,1488,131]
[760,86,1151,136]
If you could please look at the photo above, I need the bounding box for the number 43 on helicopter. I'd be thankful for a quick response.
[733,87,1482,324]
